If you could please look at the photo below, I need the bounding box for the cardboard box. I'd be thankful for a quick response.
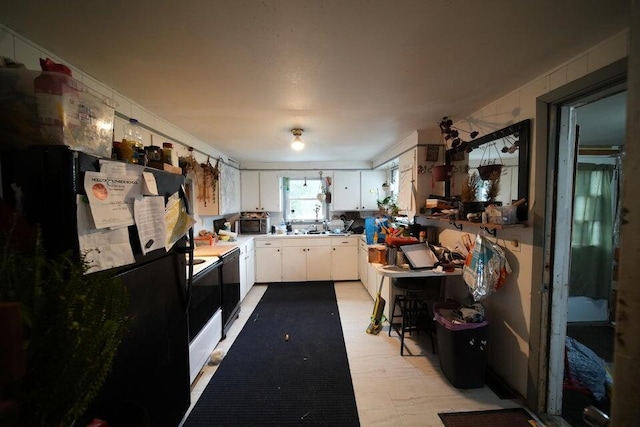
[368,245,387,264]
[148,161,183,175]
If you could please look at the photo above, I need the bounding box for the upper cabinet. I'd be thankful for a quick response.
[332,171,361,211]
[396,147,431,217]
[360,170,387,210]
[333,170,386,211]
[241,171,282,212]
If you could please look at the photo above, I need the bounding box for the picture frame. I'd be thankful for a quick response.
[426,144,440,162]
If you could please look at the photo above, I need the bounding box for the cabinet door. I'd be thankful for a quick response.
[259,171,282,212]
[306,246,331,281]
[358,240,368,286]
[331,245,358,281]
[239,244,248,300]
[281,247,307,282]
[360,170,387,211]
[332,171,361,211]
[247,247,255,289]
[397,149,416,216]
[255,247,281,283]
[241,171,261,211]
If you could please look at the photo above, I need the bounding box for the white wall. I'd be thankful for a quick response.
[436,30,629,397]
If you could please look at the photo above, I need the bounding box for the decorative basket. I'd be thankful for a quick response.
[477,164,503,180]
[431,164,455,182]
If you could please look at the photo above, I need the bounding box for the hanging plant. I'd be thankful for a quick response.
[198,157,220,207]
[439,116,479,153]
[477,141,504,180]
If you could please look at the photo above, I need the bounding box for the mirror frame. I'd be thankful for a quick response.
[445,118,531,221]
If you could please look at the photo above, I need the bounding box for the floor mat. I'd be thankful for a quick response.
[438,407,539,427]
[183,281,360,426]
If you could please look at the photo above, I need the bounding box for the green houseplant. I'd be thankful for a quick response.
[0,213,129,427]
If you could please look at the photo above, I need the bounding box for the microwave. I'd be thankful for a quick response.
[237,217,270,234]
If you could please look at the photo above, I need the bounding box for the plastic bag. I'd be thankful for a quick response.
[462,234,512,301]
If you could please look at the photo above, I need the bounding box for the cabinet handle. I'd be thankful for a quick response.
[277,249,280,252]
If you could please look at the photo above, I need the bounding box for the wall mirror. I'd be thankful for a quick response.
[445,119,531,220]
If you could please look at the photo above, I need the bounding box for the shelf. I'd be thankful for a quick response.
[425,216,526,236]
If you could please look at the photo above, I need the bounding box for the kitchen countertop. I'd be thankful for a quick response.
[188,233,363,277]
[253,232,358,239]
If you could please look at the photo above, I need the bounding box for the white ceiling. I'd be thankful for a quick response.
[0,1,630,165]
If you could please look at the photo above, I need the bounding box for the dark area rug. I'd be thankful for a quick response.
[183,281,360,426]
[438,408,537,427]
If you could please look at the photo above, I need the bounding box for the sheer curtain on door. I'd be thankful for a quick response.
[569,163,615,299]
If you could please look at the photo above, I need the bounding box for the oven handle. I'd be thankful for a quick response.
[175,185,194,313]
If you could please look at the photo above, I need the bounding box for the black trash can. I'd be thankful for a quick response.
[434,302,488,389]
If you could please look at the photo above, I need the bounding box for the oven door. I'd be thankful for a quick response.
[188,260,221,342]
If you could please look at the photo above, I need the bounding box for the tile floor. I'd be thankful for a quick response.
[181,281,526,427]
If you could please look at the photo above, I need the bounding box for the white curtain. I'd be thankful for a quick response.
[569,163,614,299]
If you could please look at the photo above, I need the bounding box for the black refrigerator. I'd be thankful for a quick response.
[1,145,192,426]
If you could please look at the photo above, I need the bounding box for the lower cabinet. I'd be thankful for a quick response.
[255,239,282,283]
[331,237,358,281]
[281,238,331,282]
[239,239,256,300]
[358,238,369,287]
[255,236,359,283]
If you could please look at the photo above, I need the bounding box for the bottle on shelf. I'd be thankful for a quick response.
[162,142,174,165]
[123,118,144,164]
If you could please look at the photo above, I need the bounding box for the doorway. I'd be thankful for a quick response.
[543,81,626,425]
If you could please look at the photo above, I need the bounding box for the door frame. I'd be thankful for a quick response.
[528,58,627,414]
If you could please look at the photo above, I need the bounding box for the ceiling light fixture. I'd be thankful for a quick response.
[291,128,304,151]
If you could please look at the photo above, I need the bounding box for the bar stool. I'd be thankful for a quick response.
[388,277,443,355]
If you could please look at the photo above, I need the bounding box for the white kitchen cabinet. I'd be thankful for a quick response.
[395,146,431,217]
[255,239,282,283]
[332,170,386,211]
[239,239,256,300]
[241,171,282,212]
[240,171,260,211]
[331,237,358,281]
[281,238,331,282]
[358,238,369,288]
[246,243,255,289]
[332,171,361,211]
[360,170,387,211]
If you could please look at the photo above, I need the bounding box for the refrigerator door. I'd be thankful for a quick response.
[2,146,192,426]
[9,145,187,263]
[79,252,191,426]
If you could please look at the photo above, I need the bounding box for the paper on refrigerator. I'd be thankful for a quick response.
[76,195,135,273]
[84,171,142,229]
[134,196,167,255]
[165,191,196,251]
